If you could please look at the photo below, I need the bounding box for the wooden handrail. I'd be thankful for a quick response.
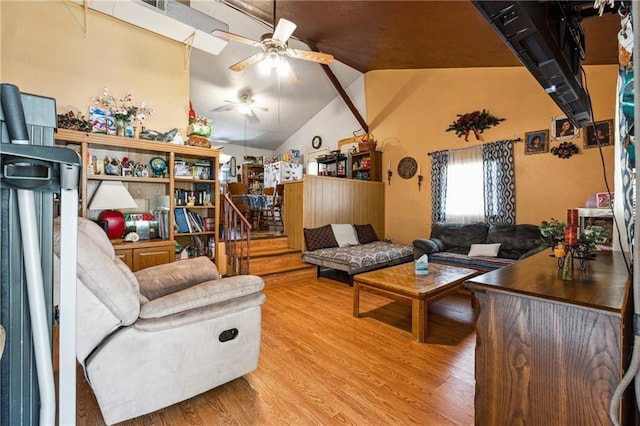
[223,193,252,275]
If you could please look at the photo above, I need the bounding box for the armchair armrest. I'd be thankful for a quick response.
[412,238,443,260]
[139,275,265,319]
[135,256,221,301]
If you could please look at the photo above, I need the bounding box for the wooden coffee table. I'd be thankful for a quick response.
[353,262,479,342]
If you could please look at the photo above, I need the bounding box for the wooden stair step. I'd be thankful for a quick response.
[249,247,300,258]
[250,235,290,251]
[249,251,306,276]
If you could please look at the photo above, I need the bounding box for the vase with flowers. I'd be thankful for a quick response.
[92,87,154,138]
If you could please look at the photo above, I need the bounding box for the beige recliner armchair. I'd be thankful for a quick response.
[53,217,266,425]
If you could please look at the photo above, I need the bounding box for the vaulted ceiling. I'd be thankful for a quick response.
[190,1,622,150]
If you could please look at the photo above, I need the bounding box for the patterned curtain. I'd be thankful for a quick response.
[619,68,635,251]
[430,151,448,223]
[482,140,516,224]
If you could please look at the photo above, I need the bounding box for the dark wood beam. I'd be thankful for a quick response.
[307,41,368,134]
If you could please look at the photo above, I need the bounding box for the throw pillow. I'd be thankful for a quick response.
[468,243,501,257]
[354,224,379,244]
[331,224,359,247]
[303,225,339,251]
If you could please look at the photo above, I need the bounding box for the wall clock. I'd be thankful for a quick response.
[397,157,418,179]
[311,135,322,149]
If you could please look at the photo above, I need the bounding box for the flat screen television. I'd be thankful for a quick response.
[473,1,594,127]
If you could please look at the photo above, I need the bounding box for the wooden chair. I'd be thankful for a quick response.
[227,182,251,221]
[269,184,284,231]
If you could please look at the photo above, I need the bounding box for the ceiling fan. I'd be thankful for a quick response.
[211,17,334,76]
[213,89,268,122]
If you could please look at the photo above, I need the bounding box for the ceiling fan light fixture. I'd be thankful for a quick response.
[237,104,253,115]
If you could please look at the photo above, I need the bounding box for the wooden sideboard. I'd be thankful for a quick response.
[466,250,634,425]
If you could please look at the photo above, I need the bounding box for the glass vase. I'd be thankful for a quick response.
[116,118,126,137]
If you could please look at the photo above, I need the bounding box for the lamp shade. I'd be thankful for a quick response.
[89,181,138,211]
[89,181,139,239]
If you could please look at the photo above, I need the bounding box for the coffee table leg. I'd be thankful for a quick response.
[412,299,427,343]
[353,282,361,318]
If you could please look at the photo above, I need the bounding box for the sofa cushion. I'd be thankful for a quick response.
[331,224,359,247]
[468,243,501,257]
[430,252,516,271]
[304,225,339,251]
[302,241,413,275]
[431,222,489,252]
[354,224,379,244]
[486,223,541,259]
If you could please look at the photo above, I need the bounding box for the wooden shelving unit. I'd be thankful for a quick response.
[55,129,220,269]
[351,150,382,181]
[243,163,264,192]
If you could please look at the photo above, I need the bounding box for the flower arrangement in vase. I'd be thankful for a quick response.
[92,87,154,137]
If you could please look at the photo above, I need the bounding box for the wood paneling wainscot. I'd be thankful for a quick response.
[283,175,385,251]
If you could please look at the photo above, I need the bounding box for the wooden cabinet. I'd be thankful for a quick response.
[114,240,175,272]
[243,163,264,192]
[466,251,634,425]
[351,150,382,181]
[317,155,349,178]
[55,129,220,269]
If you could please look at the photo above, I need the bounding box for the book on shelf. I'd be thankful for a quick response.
[174,208,190,233]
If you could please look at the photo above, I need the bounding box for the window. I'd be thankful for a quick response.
[431,141,516,224]
[445,146,484,222]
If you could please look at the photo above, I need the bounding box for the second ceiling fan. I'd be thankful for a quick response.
[212,14,334,76]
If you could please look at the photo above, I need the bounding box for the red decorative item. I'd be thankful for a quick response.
[564,226,578,246]
[566,209,579,227]
[189,101,197,123]
[99,210,125,240]
[445,109,505,141]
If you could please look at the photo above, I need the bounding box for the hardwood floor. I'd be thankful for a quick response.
[75,277,476,425]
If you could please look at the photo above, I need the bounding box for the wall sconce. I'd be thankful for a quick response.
[387,160,392,185]
[417,164,423,190]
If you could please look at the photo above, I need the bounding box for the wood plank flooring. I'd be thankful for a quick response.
[75,277,476,425]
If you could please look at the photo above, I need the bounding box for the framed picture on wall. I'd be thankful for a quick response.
[584,119,614,149]
[551,116,579,140]
[524,130,550,155]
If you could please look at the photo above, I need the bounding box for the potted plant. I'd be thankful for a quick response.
[539,218,566,250]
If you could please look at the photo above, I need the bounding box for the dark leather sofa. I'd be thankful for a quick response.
[412,222,542,271]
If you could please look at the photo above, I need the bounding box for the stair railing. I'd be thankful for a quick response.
[223,193,252,275]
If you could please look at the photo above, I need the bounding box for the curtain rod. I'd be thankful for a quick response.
[427,138,522,156]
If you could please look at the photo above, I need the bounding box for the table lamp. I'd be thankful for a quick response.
[89,181,139,239]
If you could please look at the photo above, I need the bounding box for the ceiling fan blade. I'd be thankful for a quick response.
[253,105,269,112]
[288,66,299,84]
[288,48,334,65]
[247,110,260,123]
[211,29,262,48]
[230,52,265,72]
[272,18,297,43]
[211,104,236,112]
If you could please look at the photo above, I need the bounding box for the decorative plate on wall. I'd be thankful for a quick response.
[397,157,418,179]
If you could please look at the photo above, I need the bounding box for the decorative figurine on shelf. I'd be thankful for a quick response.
[139,128,178,142]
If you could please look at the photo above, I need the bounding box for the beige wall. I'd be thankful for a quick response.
[1,1,188,131]
[366,66,618,245]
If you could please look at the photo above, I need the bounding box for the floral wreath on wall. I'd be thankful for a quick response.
[445,109,505,141]
[550,141,580,159]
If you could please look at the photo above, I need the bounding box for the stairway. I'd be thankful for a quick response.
[247,234,315,289]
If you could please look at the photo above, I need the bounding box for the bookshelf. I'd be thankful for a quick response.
[55,129,220,270]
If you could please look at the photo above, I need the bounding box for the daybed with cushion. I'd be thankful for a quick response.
[412,222,542,271]
[302,224,413,284]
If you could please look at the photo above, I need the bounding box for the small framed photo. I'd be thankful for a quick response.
[584,119,614,149]
[524,130,550,155]
[552,116,579,140]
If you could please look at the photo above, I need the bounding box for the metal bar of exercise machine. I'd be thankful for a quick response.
[0,83,80,425]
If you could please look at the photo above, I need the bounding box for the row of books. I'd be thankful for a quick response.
[174,208,207,233]
[153,209,171,240]
[174,189,211,206]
